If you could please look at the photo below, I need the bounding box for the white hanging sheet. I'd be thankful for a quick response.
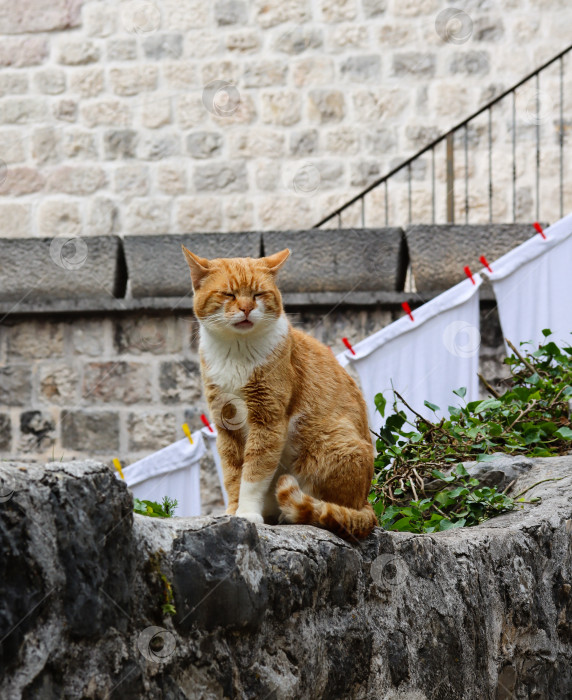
[338,276,483,430]
[123,430,205,517]
[201,425,228,508]
[484,212,572,351]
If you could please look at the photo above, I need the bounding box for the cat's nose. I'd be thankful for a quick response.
[238,304,253,317]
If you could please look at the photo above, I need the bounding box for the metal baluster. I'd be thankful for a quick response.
[488,107,493,223]
[512,90,516,222]
[407,163,412,225]
[446,132,454,223]
[431,147,435,224]
[464,124,469,224]
[535,73,540,222]
[361,196,365,228]
[560,56,564,219]
[337,212,341,229]
[384,180,388,226]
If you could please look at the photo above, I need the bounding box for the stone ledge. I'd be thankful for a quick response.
[1,456,571,698]
[0,290,498,318]
[262,228,408,293]
[0,236,125,303]
[405,223,540,292]
[123,232,262,298]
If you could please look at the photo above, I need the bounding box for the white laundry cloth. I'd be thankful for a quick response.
[201,425,229,508]
[338,276,483,430]
[484,212,572,351]
[123,430,205,517]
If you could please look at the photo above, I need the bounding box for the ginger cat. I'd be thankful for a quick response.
[182,246,377,540]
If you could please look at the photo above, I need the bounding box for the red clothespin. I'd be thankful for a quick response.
[464,265,476,285]
[479,255,493,273]
[342,337,356,355]
[200,413,214,432]
[533,222,546,239]
[401,301,414,321]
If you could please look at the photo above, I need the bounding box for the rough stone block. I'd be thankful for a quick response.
[215,0,248,25]
[38,364,78,405]
[38,199,81,237]
[34,69,66,95]
[0,202,32,237]
[0,236,124,302]
[53,99,78,122]
[308,89,345,123]
[0,167,45,196]
[125,198,172,234]
[61,411,120,452]
[113,316,182,355]
[159,359,202,404]
[243,60,288,87]
[86,195,118,238]
[450,51,490,76]
[82,362,152,404]
[81,100,131,128]
[0,98,47,124]
[186,132,224,159]
[58,40,101,66]
[47,166,106,195]
[123,231,261,298]
[340,55,381,83]
[261,91,301,126]
[109,66,158,96]
[107,38,137,61]
[262,228,407,293]
[31,127,61,165]
[18,410,55,454]
[0,365,32,406]
[128,411,177,451]
[405,224,536,292]
[176,197,222,233]
[103,129,138,160]
[194,161,247,192]
[142,34,183,60]
[0,0,81,33]
[0,414,11,451]
[6,322,64,359]
[0,37,48,67]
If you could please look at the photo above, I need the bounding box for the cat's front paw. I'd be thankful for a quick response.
[235,510,264,524]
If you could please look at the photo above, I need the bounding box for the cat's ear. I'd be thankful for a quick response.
[182,246,211,290]
[263,248,290,275]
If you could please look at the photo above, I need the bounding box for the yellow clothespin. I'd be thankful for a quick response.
[182,423,194,445]
[113,458,125,480]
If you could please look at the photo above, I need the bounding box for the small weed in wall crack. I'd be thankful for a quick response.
[145,551,177,618]
[369,330,572,533]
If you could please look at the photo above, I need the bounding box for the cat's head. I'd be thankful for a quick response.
[182,247,290,336]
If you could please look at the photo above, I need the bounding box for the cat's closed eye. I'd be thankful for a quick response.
[221,292,235,298]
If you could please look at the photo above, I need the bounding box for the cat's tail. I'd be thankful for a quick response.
[276,474,377,540]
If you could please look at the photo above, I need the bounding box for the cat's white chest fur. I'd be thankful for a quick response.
[199,314,289,393]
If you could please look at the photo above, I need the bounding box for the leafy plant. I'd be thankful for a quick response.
[134,495,179,518]
[370,331,572,533]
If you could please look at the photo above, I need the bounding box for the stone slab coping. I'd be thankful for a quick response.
[123,232,262,298]
[405,223,542,292]
[262,227,408,293]
[0,235,125,303]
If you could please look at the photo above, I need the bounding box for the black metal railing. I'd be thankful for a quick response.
[314,44,571,229]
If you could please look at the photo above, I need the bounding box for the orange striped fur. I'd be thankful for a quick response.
[182,246,377,540]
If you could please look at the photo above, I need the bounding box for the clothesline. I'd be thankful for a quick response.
[338,212,572,431]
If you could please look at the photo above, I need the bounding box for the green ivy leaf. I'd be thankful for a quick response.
[374,393,387,418]
[556,427,572,440]
[424,400,440,412]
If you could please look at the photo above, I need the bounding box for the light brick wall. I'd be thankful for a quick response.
[0,0,571,236]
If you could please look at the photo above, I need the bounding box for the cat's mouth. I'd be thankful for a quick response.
[233,319,254,330]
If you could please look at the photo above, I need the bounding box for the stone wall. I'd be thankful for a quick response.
[1,455,571,698]
[0,0,571,237]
